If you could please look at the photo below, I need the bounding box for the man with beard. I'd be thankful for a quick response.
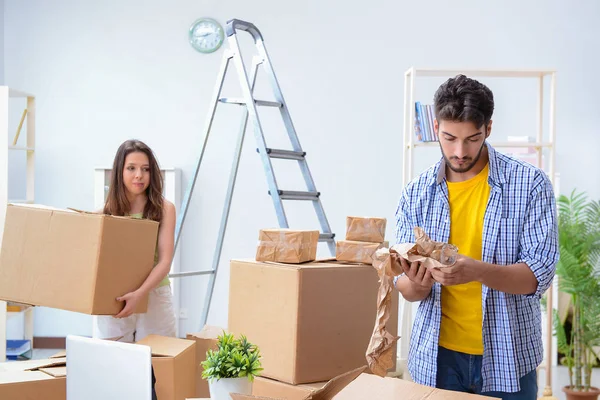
[392,75,559,399]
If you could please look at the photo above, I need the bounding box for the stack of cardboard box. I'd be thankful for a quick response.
[185,238,400,399]
[185,228,496,399]
[336,217,389,265]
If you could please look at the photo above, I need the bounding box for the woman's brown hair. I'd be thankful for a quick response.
[103,139,164,222]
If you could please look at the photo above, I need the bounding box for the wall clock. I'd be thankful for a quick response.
[189,18,224,54]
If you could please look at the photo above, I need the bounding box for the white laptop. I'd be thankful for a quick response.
[66,335,153,400]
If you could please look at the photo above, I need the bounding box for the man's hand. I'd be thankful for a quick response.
[392,252,435,302]
[430,254,482,286]
[115,290,144,319]
[394,253,434,288]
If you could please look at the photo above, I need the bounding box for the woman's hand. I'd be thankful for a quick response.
[115,290,144,318]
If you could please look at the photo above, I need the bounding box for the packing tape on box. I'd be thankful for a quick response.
[257,240,313,250]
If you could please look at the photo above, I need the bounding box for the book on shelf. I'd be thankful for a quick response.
[414,102,438,142]
[6,339,32,360]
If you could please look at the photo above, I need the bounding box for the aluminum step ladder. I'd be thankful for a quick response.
[169,18,336,329]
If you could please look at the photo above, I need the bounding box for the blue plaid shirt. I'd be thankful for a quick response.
[394,143,559,393]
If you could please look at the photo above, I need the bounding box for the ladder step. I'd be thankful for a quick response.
[319,233,335,241]
[168,269,216,278]
[219,97,282,107]
[258,148,306,160]
[269,190,320,201]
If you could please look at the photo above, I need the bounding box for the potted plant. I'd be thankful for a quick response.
[201,332,263,400]
[553,190,600,400]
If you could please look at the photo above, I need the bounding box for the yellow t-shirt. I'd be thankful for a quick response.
[129,212,170,288]
[438,163,490,355]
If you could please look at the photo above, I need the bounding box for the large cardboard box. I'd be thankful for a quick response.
[246,366,366,400]
[236,369,496,400]
[252,375,330,400]
[137,334,197,400]
[186,325,222,398]
[0,357,66,400]
[0,204,158,315]
[228,259,399,385]
[335,373,497,399]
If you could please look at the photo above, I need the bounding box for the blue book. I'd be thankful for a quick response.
[6,339,32,360]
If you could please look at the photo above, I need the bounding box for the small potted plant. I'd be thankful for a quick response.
[554,191,600,400]
[201,332,263,400]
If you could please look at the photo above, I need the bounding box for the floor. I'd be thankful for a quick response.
[28,350,600,399]
[537,365,600,400]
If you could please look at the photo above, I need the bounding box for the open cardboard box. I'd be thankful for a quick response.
[0,357,66,400]
[229,367,497,400]
[136,334,197,400]
[186,325,222,397]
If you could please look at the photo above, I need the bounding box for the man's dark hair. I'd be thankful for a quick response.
[433,74,494,128]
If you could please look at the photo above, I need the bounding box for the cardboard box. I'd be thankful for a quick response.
[0,357,66,400]
[334,373,497,399]
[228,259,399,385]
[137,334,196,400]
[0,204,158,315]
[244,366,366,400]
[345,216,386,243]
[237,369,496,400]
[252,376,327,399]
[335,240,388,265]
[255,229,319,264]
[186,325,222,398]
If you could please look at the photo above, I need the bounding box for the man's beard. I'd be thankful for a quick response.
[441,140,486,173]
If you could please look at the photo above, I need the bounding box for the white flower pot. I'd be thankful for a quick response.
[208,377,253,400]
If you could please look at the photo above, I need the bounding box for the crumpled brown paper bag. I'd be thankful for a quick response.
[365,227,457,376]
[391,227,458,269]
[365,246,400,377]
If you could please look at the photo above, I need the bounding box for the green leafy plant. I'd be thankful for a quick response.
[553,190,600,392]
[201,332,263,382]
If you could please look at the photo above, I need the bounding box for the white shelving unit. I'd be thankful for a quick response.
[399,68,559,378]
[93,167,183,336]
[1,86,36,361]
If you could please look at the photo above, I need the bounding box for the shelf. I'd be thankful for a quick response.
[409,141,553,148]
[2,87,36,362]
[401,66,558,371]
[8,199,35,204]
[8,146,35,152]
[7,88,34,98]
[406,68,555,78]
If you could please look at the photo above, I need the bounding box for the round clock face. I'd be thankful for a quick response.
[189,18,224,54]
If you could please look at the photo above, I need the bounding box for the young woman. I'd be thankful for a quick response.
[93,139,177,343]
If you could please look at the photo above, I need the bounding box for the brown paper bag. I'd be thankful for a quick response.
[335,240,388,265]
[345,216,386,243]
[256,229,319,264]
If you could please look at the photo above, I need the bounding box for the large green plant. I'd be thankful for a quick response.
[201,332,263,382]
[554,190,600,391]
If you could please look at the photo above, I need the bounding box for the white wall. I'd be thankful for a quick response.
[4,0,600,337]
